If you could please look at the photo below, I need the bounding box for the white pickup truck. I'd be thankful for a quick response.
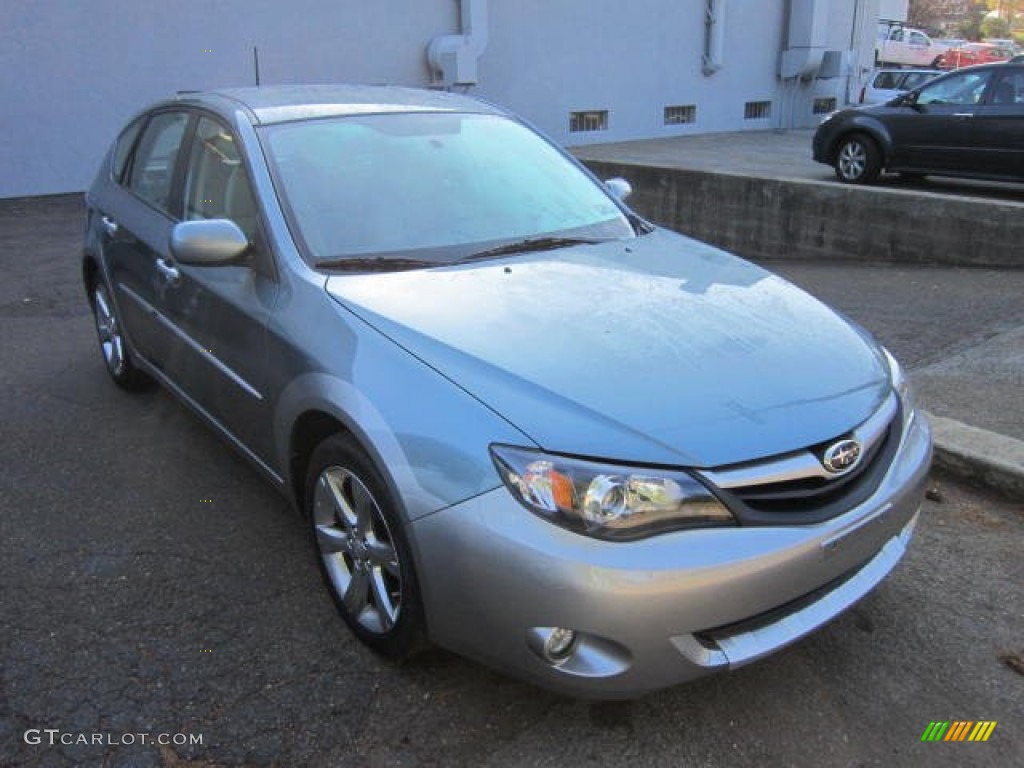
[875,25,948,68]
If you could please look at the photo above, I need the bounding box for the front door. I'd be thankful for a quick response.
[887,68,995,174]
[156,116,280,464]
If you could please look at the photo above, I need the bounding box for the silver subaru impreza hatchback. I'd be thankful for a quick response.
[83,85,931,697]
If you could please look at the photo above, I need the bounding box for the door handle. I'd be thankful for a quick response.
[155,258,180,283]
[101,215,119,236]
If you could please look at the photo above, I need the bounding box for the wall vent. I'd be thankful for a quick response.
[813,97,837,114]
[744,101,772,120]
[664,105,697,125]
[569,110,608,133]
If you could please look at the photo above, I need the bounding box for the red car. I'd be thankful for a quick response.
[939,43,1015,69]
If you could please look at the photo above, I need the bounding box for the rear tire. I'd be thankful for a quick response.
[89,278,153,391]
[306,434,427,660]
[833,134,882,185]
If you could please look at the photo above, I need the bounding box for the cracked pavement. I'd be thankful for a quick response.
[1,196,1022,767]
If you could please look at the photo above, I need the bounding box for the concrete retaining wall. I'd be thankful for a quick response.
[581,160,1024,268]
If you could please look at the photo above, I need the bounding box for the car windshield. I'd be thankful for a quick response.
[262,111,635,267]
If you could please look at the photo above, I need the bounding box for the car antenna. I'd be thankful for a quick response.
[253,46,261,87]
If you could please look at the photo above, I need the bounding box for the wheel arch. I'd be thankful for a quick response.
[830,120,893,167]
[289,409,352,516]
[82,252,100,299]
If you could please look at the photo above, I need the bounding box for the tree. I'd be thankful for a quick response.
[980,14,1011,36]
[984,1,1023,39]
[985,1,1022,22]
[957,1,991,38]
[908,0,950,32]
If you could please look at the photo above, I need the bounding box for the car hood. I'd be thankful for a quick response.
[325,230,891,467]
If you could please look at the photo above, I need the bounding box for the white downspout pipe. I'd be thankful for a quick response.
[428,0,489,88]
[703,0,727,76]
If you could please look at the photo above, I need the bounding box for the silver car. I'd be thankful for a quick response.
[859,68,940,105]
[83,85,931,697]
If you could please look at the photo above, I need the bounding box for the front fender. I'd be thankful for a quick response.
[272,353,534,524]
[830,116,895,165]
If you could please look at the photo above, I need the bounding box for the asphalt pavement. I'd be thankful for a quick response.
[1,194,1022,767]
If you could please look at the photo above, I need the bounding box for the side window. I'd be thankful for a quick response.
[902,72,933,90]
[891,29,904,43]
[918,71,992,106]
[111,118,144,182]
[128,112,190,214]
[988,71,1023,105]
[874,72,898,89]
[183,117,259,243]
[909,32,927,46]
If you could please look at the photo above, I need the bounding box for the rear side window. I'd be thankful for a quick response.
[901,72,935,90]
[987,70,1024,105]
[127,112,190,214]
[873,72,899,89]
[111,118,144,182]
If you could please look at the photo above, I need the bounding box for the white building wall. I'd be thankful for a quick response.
[1,0,879,198]
[0,0,454,197]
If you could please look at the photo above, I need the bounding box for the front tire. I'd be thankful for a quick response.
[834,134,882,184]
[306,434,426,659]
[89,279,152,391]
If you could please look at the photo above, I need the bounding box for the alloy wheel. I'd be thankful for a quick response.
[837,141,867,181]
[93,282,125,376]
[312,466,402,634]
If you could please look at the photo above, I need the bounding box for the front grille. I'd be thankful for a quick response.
[732,423,893,512]
[700,397,903,526]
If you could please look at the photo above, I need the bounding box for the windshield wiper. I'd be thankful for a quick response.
[316,256,438,272]
[457,236,599,263]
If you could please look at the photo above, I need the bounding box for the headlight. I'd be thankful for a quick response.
[883,347,915,415]
[490,445,735,540]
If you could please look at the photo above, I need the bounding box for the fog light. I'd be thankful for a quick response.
[545,627,577,661]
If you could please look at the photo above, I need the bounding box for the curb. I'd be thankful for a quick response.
[926,411,1024,500]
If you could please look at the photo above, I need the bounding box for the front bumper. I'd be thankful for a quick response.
[408,409,932,698]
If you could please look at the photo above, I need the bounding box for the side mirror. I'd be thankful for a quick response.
[604,177,633,201]
[169,219,249,266]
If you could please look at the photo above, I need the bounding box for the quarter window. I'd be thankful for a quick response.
[128,112,190,214]
[112,118,144,183]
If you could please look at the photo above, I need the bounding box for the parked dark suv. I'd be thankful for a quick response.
[814,62,1024,184]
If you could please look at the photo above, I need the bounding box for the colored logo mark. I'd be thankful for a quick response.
[921,721,997,742]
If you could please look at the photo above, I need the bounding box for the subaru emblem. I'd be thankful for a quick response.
[822,439,862,474]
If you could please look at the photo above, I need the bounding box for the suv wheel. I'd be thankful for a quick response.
[834,134,882,184]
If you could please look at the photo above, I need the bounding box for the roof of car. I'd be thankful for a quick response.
[173,84,503,125]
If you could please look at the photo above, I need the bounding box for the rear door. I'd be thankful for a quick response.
[102,110,192,368]
[968,67,1024,178]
